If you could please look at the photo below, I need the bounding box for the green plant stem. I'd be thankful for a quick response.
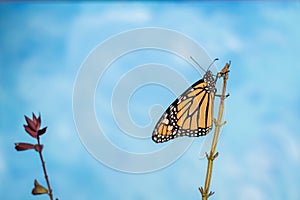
[199,62,230,200]
[37,136,54,200]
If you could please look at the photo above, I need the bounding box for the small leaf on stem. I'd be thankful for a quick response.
[32,179,48,195]
[38,127,47,136]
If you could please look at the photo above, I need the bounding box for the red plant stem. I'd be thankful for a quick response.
[37,136,53,200]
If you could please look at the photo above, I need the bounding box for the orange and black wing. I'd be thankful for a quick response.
[152,79,215,143]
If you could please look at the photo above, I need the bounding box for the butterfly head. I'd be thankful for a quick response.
[190,57,218,93]
[203,70,216,93]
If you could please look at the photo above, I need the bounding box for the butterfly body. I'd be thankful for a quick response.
[152,70,216,143]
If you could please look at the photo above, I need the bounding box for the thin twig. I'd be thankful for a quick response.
[37,136,54,200]
[199,61,230,200]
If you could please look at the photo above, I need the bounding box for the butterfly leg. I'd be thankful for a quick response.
[213,118,227,127]
[217,70,230,79]
[215,93,230,99]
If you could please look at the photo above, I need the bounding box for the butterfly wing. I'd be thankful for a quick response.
[152,78,215,143]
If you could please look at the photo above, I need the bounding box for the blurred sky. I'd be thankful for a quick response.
[1,1,300,200]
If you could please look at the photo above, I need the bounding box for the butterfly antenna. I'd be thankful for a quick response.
[207,58,219,71]
[190,56,219,72]
[190,56,206,72]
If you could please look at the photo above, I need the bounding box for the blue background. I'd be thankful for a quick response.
[1,2,300,200]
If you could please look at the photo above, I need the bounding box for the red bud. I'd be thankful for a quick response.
[15,143,35,151]
[24,125,38,138]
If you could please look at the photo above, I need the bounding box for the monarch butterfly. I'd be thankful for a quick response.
[152,57,220,143]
